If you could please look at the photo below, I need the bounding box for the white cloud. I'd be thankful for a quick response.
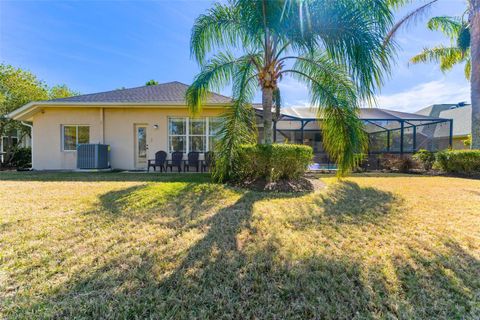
[375,79,470,113]
[278,76,308,97]
[276,75,470,114]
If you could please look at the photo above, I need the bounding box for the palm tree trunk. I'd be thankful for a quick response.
[471,0,480,149]
[262,87,274,144]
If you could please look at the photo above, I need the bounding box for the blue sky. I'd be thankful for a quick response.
[0,0,469,112]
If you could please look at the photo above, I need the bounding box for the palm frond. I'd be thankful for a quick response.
[464,59,471,79]
[190,3,248,64]
[306,0,395,101]
[410,46,466,72]
[427,16,462,40]
[236,0,286,39]
[321,105,368,177]
[285,54,367,176]
[212,101,257,182]
[186,52,241,114]
[231,54,261,102]
[384,0,439,47]
[211,55,259,182]
[410,14,470,80]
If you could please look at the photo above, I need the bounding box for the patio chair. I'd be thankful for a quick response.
[201,151,214,172]
[147,151,167,172]
[184,151,200,172]
[167,151,184,172]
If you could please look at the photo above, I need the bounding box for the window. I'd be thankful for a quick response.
[168,118,186,152]
[208,117,222,150]
[189,118,206,152]
[62,125,90,151]
[168,117,222,153]
[2,136,19,149]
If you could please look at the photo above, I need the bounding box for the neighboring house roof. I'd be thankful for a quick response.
[415,103,471,138]
[416,104,457,118]
[8,81,232,121]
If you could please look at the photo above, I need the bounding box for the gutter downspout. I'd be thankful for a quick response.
[100,108,105,144]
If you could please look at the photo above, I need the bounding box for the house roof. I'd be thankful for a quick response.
[435,105,471,137]
[8,81,232,121]
[415,104,456,118]
[415,103,471,138]
[48,81,231,104]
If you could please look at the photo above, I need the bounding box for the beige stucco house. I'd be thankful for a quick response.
[8,80,457,171]
[8,82,230,170]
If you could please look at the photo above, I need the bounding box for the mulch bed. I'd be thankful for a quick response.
[234,176,326,193]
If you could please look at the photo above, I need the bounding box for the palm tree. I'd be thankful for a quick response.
[387,0,480,149]
[186,0,396,180]
[410,16,471,78]
[410,10,480,149]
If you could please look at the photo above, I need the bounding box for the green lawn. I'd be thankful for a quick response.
[0,172,479,319]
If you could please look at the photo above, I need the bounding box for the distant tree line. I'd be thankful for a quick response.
[0,64,79,167]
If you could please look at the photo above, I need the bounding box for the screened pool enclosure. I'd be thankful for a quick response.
[255,107,453,162]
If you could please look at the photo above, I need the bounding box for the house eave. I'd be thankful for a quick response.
[7,101,231,121]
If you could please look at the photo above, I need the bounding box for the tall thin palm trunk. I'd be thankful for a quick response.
[262,87,274,144]
[471,0,480,149]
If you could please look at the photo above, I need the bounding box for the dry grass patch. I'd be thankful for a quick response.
[0,172,479,319]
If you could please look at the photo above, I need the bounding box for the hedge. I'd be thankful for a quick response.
[234,144,313,182]
[435,149,480,174]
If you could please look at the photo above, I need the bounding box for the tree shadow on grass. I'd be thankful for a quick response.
[4,182,479,319]
[392,239,480,318]
[5,189,308,318]
[84,182,233,230]
[290,181,402,230]
[320,181,400,219]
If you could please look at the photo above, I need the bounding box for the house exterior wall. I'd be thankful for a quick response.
[103,108,222,170]
[31,106,224,170]
[32,108,104,170]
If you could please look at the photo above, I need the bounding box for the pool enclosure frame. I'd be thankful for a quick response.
[256,108,453,155]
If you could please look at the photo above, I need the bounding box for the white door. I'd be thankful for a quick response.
[134,125,148,169]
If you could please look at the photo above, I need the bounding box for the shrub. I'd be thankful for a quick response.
[412,149,436,171]
[463,135,472,147]
[435,149,480,174]
[379,154,417,173]
[397,157,416,173]
[234,144,313,182]
[10,147,32,169]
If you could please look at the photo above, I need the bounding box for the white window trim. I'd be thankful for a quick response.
[61,125,90,152]
[168,117,219,153]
